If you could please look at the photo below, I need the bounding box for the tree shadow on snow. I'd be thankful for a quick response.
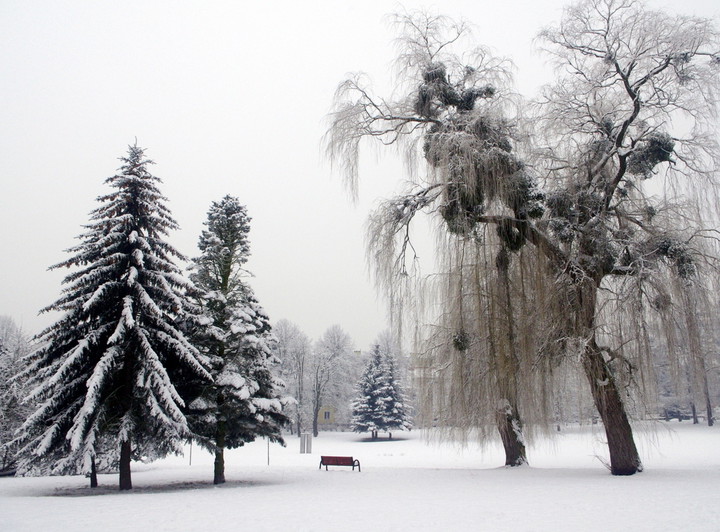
[48,478,276,497]
[357,436,410,443]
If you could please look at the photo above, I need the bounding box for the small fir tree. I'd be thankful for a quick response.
[14,145,210,490]
[351,345,412,439]
[188,196,289,484]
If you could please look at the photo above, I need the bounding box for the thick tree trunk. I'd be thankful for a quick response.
[496,404,527,466]
[119,440,132,490]
[90,456,98,488]
[582,343,642,475]
[574,277,641,476]
[213,448,225,485]
[214,422,226,484]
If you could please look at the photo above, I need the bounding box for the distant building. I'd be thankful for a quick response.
[318,406,337,426]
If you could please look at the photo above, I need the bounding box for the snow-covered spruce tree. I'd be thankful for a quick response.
[327,3,720,475]
[351,346,385,440]
[351,344,412,439]
[187,195,289,484]
[14,145,211,490]
[378,344,413,437]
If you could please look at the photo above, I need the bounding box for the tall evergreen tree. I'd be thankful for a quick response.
[14,145,210,490]
[188,196,288,484]
[351,344,412,439]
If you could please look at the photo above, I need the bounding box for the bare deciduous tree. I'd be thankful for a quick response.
[273,319,311,436]
[309,325,354,436]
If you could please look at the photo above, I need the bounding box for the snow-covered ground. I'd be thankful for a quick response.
[2,422,718,531]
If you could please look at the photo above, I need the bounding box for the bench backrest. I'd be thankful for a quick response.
[321,456,354,466]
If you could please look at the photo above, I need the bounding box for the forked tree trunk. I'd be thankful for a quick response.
[582,342,642,475]
[691,402,699,425]
[119,440,132,490]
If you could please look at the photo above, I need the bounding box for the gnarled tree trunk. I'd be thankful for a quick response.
[582,342,642,475]
[576,279,642,475]
[496,403,527,466]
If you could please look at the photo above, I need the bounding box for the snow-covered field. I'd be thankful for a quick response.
[1,422,718,531]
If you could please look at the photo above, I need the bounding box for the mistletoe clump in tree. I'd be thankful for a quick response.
[187,196,289,484]
[351,344,412,440]
[327,2,720,475]
[14,145,211,490]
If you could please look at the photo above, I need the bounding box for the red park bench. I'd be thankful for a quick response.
[319,455,361,472]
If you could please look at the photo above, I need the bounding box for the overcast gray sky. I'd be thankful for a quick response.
[1,0,717,350]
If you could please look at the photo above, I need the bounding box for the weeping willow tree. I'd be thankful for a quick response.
[531,0,720,473]
[407,229,570,466]
[326,0,720,475]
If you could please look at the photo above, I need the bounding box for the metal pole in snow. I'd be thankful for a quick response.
[189,440,193,466]
[267,438,270,466]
